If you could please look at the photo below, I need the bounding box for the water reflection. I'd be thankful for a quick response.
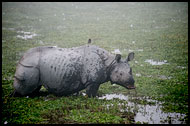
[99,93,186,124]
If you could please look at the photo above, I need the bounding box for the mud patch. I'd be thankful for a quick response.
[158,75,172,80]
[99,94,186,124]
[177,66,186,69]
[135,73,141,77]
[16,31,37,40]
[145,59,169,65]
[127,49,143,52]
[111,49,122,54]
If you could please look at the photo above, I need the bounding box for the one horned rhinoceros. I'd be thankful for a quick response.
[13,44,135,97]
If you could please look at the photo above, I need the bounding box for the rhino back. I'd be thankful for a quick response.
[39,47,84,94]
[18,47,42,67]
[76,45,110,85]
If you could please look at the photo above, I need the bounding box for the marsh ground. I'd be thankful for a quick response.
[2,2,188,124]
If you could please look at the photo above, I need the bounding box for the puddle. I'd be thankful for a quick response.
[177,66,186,69]
[146,75,153,78]
[127,49,143,52]
[145,59,169,65]
[99,94,186,124]
[17,31,37,40]
[135,74,172,80]
[135,73,141,77]
[39,40,44,45]
[142,29,151,33]
[8,28,15,31]
[99,94,129,101]
[128,49,134,52]
[158,75,172,80]
[137,49,143,52]
[154,25,169,29]
[132,41,135,44]
[111,49,122,54]
[134,61,138,63]
[4,121,8,124]
[2,27,15,31]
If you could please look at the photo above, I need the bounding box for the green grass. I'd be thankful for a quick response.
[2,2,188,124]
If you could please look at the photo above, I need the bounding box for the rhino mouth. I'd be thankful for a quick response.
[126,85,136,89]
[110,81,136,89]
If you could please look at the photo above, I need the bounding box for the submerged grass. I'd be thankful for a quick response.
[2,2,188,124]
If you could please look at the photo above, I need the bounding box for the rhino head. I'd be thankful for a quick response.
[109,52,135,89]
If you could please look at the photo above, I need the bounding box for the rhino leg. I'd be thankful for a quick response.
[13,63,41,96]
[86,84,100,97]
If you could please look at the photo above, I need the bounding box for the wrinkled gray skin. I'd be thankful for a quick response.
[13,45,135,97]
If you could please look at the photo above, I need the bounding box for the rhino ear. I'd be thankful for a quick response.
[115,54,121,62]
[126,52,134,62]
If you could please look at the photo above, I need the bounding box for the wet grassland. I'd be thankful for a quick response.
[2,2,188,124]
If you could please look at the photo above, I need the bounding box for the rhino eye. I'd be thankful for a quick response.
[120,73,123,76]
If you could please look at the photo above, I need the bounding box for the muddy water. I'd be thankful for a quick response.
[16,30,37,40]
[99,94,186,124]
[145,59,169,65]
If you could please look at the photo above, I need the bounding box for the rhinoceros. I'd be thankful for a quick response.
[13,44,135,97]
